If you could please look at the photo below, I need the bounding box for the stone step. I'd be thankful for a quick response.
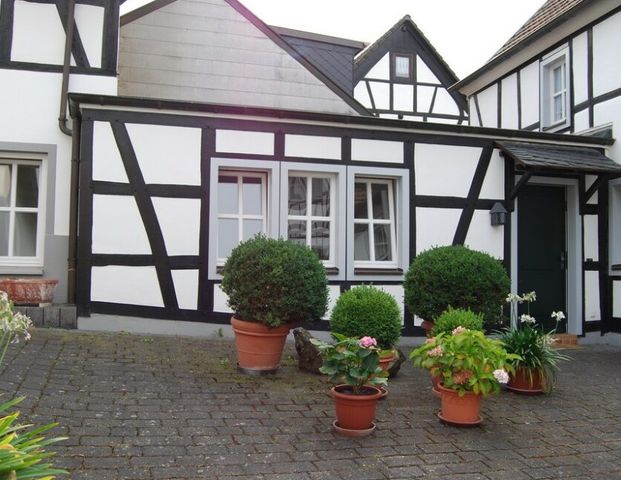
[13,304,77,329]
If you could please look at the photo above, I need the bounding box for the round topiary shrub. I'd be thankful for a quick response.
[221,235,328,328]
[430,307,484,337]
[404,245,510,329]
[330,285,402,349]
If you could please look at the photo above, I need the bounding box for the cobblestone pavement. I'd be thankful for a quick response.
[1,329,621,480]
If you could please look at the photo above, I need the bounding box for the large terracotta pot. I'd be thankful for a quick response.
[507,366,544,394]
[431,373,442,398]
[437,384,482,426]
[0,278,58,305]
[331,385,382,431]
[230,317,291,374]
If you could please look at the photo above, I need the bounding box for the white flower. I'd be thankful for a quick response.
[493,369,510,384]
[505,293,522,304]
[551,311,565,321]
[521,291,537,302]
[520,314,536,324]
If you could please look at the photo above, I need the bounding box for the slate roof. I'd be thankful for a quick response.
[496,141,621,174]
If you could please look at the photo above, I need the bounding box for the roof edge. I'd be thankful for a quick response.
[121,0,176,26]
[270,25,367,50]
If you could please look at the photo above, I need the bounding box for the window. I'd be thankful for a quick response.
[540,48,570,130]
[393,54,412,81]
[0,157,45,267]
[353,178,397,267]
[216,171,267,264]
[287,173,336,265]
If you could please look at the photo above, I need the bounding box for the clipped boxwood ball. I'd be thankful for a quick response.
[330,285,402,349]
[220,235,328,327]
[431,307,484,337]
[404,245,510,329]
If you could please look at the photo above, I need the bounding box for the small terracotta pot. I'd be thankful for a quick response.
[230,316,291,373]
[507,366,544,394]
[331,385,382,431]
[0,278,58,305]
[378,350,397,372]
[437,384,482,425]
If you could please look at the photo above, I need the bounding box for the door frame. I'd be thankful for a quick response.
[511,176,582,335]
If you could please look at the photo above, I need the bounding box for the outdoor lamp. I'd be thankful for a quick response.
[490,202,507,226]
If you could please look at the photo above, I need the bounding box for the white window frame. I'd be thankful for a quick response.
[611,179,621,270]
[393,53,413,81]
[540,47,570,131]
[286,171,336,267]
[0,153,47,270]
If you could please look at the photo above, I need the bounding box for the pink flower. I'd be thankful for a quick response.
[452,370,472,385]
[452,326,467,335]
[493,369,509,384]
[425,337,436,344]
[428,346,443,357]
[358,336,377,348]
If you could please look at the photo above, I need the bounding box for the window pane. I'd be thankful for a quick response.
[311,178,330,216]
[374,224,393,261]
[288,177,307,215]
[218,175,238,214]
[14,212,37,256]
[553,65,563,93]
[243,219,263,241]
[395,56,410,78]
[0,212,9,255]
[0,165,11,207]
[288,220,306,246]
[371,183,390,219]
[242,177,262,215]
[354,182,368,219]
[553,95,564,122]
[311,221,330,260]
[16,165,39,208]
[354,224,370,261]
[218,218,238,258]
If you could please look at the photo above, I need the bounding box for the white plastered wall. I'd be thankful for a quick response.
[501,74,518,129]
[519,61,540,128]
[476,84,498,127]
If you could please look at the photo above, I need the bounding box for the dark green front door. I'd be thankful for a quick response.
[518,185,567,329]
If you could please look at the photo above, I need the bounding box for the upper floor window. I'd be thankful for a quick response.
[541,48,570,131]
[392,54,413,82]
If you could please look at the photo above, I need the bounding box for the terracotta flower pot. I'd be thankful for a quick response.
[507,366,544,394]
[0,278,58,305]
[431,373,442,398]
[378,350,397,372]
[230,316,291,374]
[437,384,482,426]
[331,384,382,432]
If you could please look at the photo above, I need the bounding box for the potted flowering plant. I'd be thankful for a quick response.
[311,333,388,436]
[501,292,571,394]
[410,327,519,426]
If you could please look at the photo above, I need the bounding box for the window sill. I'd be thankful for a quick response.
[541,120,569,133]
[354,267,403,276]
[0,265,44,276]
[217,265,340,276]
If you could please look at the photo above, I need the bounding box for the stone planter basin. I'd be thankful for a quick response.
[0,278,58,305]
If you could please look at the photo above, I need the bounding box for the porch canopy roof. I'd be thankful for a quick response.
[496,141,621,174]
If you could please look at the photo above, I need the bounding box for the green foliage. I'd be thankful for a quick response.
[221,235,328,328]
[0,397,67,480]
[431,307,484,337]
[311,333,388,393]
[404,245,510,330]
[500,324,571,393]
[410,329,520,397]
[329,285,402,349]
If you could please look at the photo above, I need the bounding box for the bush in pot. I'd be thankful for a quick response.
[404,245,510,332]
[220,235,328,373]
[430,307,484,337]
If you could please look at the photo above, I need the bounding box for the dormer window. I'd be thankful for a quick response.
[392,53,413,81]
[540,48,570,131]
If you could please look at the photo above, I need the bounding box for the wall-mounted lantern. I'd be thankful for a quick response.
[490,202,508,226]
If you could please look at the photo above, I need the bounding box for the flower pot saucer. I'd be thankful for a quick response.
[506,385,543,395]
[332,420,376,437]
[437,412,482,427]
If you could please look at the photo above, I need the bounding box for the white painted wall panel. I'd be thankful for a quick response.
[417,86,435,113]
[351,139,403,164]
[285,134,341,160]
[365,53,390,80]
[91,266,164,307]
[74,4,104,69]
[213,284,233,313]
[573,109,590,133]
[477,84,498,127]
[432,89,459,116]
[369,81,390,110]
[468,97,480,126]
[377,285,405,319]
[325,285,340,320]
[11,1,67,65]
[501,74,519,129]
[127,124,202,185]
[584,271,601,322]
[92,195,151,254]
[152,198,201,256]
[592,12,621,97]
[393,84,414,111]
[416,57,439,84]
[594,97,621,163]
[354,82,372,108]
[416,207,461,254]
[92,122,129,183]
[614,281,621,317]
[465,211,504,259]
[585,175,599,205]
[583,215,599,262]
[520,62,540,128]
[572,32,589,105]
[415,144,480,197]
[172,270,199,310]
[479,150,505,199]
[612,184,621,265]
[216,130,274,156]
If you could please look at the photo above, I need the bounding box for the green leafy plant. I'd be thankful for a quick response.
[404,245,510,330]
[329,285,402,350]
[311,333,388,394]
[410,328,519,397]
[431,307,484,337]
[221,235,328,327]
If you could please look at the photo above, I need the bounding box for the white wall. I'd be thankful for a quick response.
[519,62,540,128]
[415,144,480,197]
[501,74,519,129]
[476,84,498,127]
